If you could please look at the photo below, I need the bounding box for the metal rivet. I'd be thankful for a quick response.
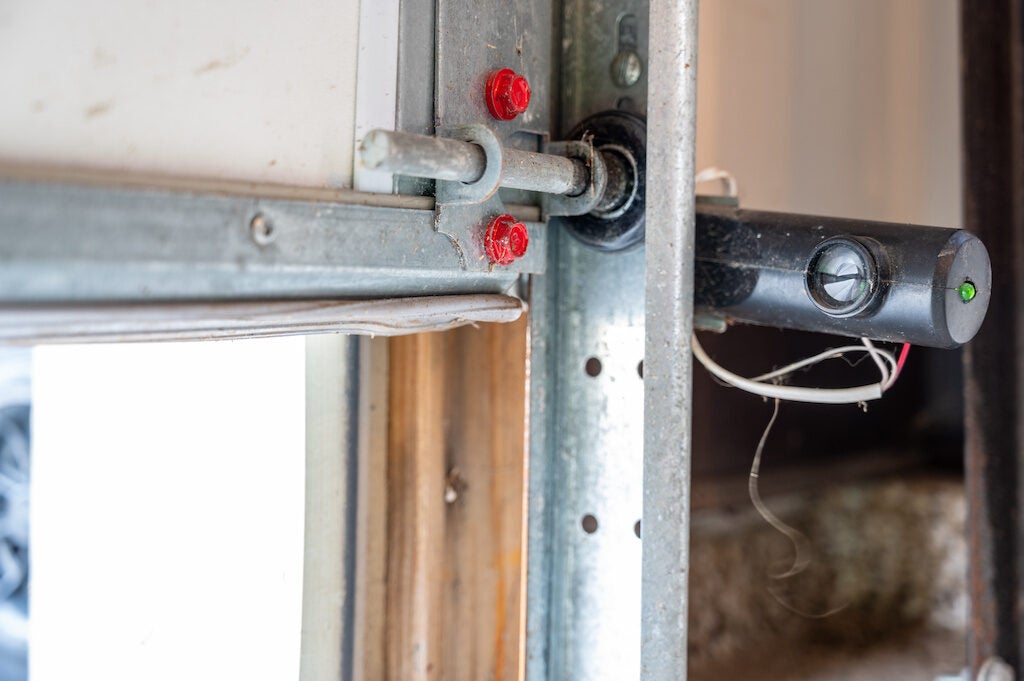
[249,214,275,247]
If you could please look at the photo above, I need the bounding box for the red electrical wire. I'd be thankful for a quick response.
[889,343,911,387]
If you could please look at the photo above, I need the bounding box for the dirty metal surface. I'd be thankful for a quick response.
[525,1,651,680]
[394,0,437,197]
[433,0,553,272]
[962,0,1024,677]
[0,180,540,302]
[561,0,650,134]
[530,228,647,681]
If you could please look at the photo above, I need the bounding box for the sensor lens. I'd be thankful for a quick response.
[957,280,977,303]
[807,238,878,317]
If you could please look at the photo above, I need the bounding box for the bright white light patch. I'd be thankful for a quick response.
[30,339,306,681]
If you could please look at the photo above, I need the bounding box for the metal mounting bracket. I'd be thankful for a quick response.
[432,0,552,273]
[434,124,522,271]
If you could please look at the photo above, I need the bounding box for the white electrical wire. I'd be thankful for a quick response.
[859,337,893,389]
[691,334,890,405]
[750,398,852,618]
[751,343,896,385]
[748,398,810,578]
[695,166,739,198]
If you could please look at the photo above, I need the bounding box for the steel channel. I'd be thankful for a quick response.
[642,2,698,681]
[302,334,361,681]
[0,179,545,302]
[526,1,652,680]
[362,129,590,197]
[394,0,437,197]
[525,231,558,681]
[545,232,646,681]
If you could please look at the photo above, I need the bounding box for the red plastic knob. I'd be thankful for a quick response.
[485,68,531,121]
[484,214,529,265]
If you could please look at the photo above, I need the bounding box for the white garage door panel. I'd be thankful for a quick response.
[0,0,360,188]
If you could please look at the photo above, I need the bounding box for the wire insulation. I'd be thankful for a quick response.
[692,334,886,404]
[751,344,896,385]
[695,166,739,197]
[749,398,811,579]
[751,399,852,619]
[887,343,912,390]
[860,338,892,390]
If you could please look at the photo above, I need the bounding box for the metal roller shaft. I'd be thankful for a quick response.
[501,147,589,195]
[360,129,590,196]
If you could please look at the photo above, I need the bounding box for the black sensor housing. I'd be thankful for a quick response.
[694,204,991,348]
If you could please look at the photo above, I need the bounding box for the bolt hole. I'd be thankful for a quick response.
[634,520,641,539]
[585,357,602,377]
[637,360,643,379]
[581,514,599,534]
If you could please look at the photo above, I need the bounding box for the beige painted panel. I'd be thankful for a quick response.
[697,0,960,227]
[0,0,359,188]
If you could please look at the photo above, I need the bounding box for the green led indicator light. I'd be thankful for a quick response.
[958,280,977,303]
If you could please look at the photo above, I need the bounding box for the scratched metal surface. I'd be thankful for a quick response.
[432,0,554,272]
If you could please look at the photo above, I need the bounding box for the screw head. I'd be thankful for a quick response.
[484,214,529,265]
[485,68,531,120]
[611,49,644,88]
[249,214,275,246]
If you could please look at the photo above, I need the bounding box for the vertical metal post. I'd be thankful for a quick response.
[962,0,1024,676]
[642,1,698,680]
[302,335,361,681]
